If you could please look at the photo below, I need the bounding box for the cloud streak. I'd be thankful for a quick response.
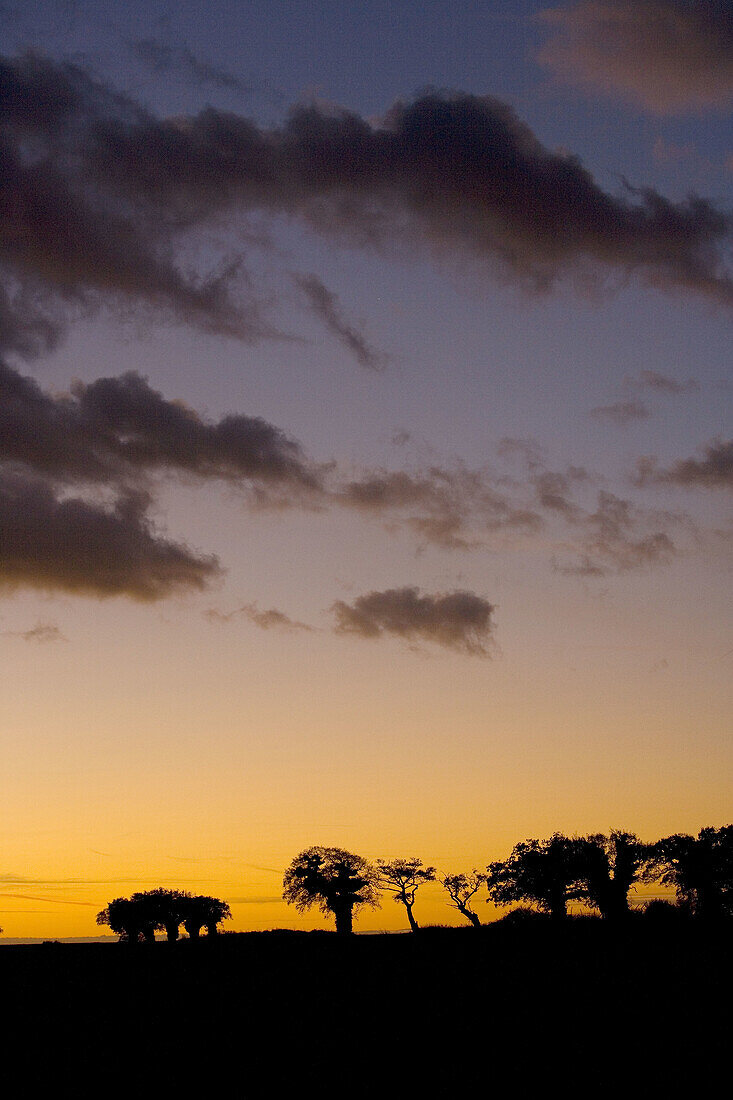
[295,273,384,370]
[538,1,733,113]
[332,586,495,655]
[206,602,313,631]
[1,52,731,362]
[129,38,258,96]
[590,399,651,425]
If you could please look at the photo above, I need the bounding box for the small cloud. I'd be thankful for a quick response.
[635,370,699,395]
[295,273,386,370]
[636,438,733,489]
[1,621,66,643]
[332,586,496,656]
[206,603,314,632]
[537,1,733,114]
[590,400,651,425]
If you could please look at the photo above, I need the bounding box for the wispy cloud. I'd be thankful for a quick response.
[206,603,314,632]
[294,273,385,370]
[634,370,700,395]
[537,1,733,113]
[1,621,65,643]
[129,37,257,96]
[590,400,651,425]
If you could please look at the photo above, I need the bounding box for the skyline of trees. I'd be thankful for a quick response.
[64,824,731,942]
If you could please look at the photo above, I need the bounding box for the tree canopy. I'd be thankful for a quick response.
[581,831,651,919]
[283,846,380,934]
[648,826,733,918]
[376,858,436,931]
[440,871,487,927]
[486,834,590,919]
[96,889,231,942]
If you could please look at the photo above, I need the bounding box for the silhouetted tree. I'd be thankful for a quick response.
[376,858,436,931]
[96,897,155,944]
[486,834,589,920]
[283,846,380,934]
[440,871,487,927]
[181,894,232,938]
[129,888,185,942]
[648,825,733,919]
[580,831,651,919]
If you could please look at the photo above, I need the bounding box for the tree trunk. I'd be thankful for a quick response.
[334,905,353,935]
[185,921,201,939]
[165,922,179,942]
[458,904,481,928]
[205,922,218,936]
[405,903,419,932]
[550,897,567,920]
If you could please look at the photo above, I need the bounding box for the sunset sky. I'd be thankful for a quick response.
[1,0,731,939]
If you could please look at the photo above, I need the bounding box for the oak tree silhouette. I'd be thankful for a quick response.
[96,896,156,943]
[486,834,588,920]
[649,825,733,919]
[283,846,380,934]
[376,858,436,931]
[181,894,232,938]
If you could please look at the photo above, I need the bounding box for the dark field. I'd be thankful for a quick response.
[5,921,729,1092]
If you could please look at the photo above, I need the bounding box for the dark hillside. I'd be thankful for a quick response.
[4,921,729,1092]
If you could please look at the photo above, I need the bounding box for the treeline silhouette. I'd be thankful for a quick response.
[94,825,732,940]
[281,826,733,933]
[96,889,231,942]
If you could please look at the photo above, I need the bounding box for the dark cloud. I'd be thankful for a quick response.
[0,472,220,598]
[295,273,384,370]
[538,1,733,113]
[636,439,733,489]
[590,399,651,424]
[206,602,313,631]
[332,586,495,655]
[0,53,264,354]
[0,361,320,492]
[0,360,323,598]
[1,53,731,360]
